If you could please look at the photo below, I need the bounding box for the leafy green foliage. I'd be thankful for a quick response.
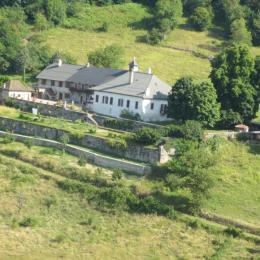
[133,127,161,145]
[112,169,123,181]
[166,140,216,213]
[230,18,252,45]
[224,226,242,237]
[168,77,220,127]
[210,43,259,123]
[120,109,140,120]
[88,44,124,69]
[46,0,67,25]
[146,28,164,45]
[154,0,183,33]
[190,7,212,31]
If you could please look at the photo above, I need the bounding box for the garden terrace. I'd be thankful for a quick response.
[0,106,168,164]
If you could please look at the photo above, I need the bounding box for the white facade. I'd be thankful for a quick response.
[2,89,32,100]
[92,91,168,122]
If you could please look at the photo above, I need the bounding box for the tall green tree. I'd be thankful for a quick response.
[190,6,212,31]
[154,0,183,33]
[168,77,220,127]
[230,18,252,45]
[88,44,124,69]
[46,0,66,25]
[210,43,259,123]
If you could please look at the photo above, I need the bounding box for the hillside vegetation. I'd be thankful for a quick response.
[42,3,260,84]
[0,140,258,259]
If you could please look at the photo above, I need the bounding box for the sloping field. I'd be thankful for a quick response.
[204,140,260,226]
[0,140,258,259]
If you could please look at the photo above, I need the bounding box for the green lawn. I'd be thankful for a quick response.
[0,140,257,259]
[40,3,260,85]
[204,140,260,226]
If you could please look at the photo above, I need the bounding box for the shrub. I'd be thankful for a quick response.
[165,124,183,138]
[104,118,134,131]
[180,120,204,142]
[112,169,123,181]
[2,132,16,144]
[218,110,242,129]
[18,113,32,121]
[133,128,161,145]
[19,217,39,228]
[106,138,128,150]
[88,127,97,134]
[3,97,19,108]
[23,138,33,149]
[120,109,141,120]
[190,7,211,31]
[224,226,242,237]
[186,219,201,229]
[42,196,57,212]
[146,28,164,45]
[78,156,88,166]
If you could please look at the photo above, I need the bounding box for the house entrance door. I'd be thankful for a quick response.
[59,93,63,100]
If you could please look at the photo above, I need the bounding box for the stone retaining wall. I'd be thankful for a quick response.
[0,131,151,175]
[5,98,164,132]
[4,98,95,125]
[205,131,260,141]
[0,116,169,164]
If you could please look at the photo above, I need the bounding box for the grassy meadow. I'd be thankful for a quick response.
[203,140,260,226]
[41,3,260,84]
[0,140,258,259]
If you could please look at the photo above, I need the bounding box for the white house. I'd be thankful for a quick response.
[36,58,171,122]
[1,80,33,100]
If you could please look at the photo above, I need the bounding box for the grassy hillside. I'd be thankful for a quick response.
[0,140,258,259]
[204,140,260,226]
[42,3,260,84]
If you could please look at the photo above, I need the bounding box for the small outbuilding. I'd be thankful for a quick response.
[235,124,249,133]
[1,80,33,100]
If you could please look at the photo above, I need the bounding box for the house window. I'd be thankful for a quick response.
[65,93,70,99]
[150,103,154,110]
[135,101,139,109]
[126,100,130,108]
[160,104,167,115]
[41,79,46,85]
[102,96,109,104]
[65,82,70,88]
[95,95,99,103]
[110,97,113,105]
[118,98,124,107]
[59,81,63,87]
[51,80,55,86]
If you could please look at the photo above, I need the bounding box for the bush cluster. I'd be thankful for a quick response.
[133,127,161,145]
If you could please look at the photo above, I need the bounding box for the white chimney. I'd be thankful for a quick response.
[129,70,134,84]
[147,68,152,74]
[3,83,6,89]
[58,59,62,67]
[86,62,90,68]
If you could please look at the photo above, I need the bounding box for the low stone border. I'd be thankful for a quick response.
[200,212,260,237]
[0,131,151,175]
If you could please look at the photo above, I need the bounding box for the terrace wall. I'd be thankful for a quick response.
[5,98,164,132]
[0,116,169,164]
[0,131,151,175]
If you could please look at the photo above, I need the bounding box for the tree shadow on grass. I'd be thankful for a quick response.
[151,190,192,213]
[129,17,155,31]
[247,142,260,155]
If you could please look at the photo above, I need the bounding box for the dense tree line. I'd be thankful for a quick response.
[0,0,259,46]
